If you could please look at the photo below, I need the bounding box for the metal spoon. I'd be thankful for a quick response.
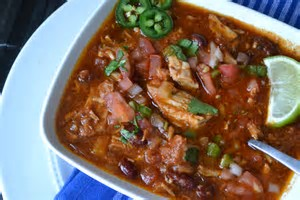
[248,139,300,175]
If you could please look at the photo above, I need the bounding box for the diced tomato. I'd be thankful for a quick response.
[196,64,216,96]
[118,77,133,91]
[135,59,150,79]
[198,49,211,66]
[104,92,135,124]
[139,37,156,55]
[188,57,198,70]
[225,182,253,196]
[149,54,162,79]
[160,135,187,166]
[218,64,240,84]
[238,171,263,193]
[138,118,154,133]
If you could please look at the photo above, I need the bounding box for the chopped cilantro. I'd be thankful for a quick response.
[163,45,187,61]
[178,39,199,57]
[116,50,124,61]
[104,60,119,76]
[207,142,221,158]
[114,125,121,129]
[183,130,196,139]
[123,45,129,51]
[188,98,218,115]
[104,50,127,76]
[120,136,128,144]
[178,39,192,49]
[220,154,232,168]
[138,105,152,118]
[246,65,267,77]
[184,147,199,164]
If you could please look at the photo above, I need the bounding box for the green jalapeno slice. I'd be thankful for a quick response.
[116,0,152,28]
[139,8,173,39]
[150,0,172,10]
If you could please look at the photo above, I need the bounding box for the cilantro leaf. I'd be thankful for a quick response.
[184,147,199,164]
[104,50,127,76]
[137,105,152,118]
[119,59,128,71]
[104,60,119,76]
[188,98,218,115]
[116,50,124,61]
[163,45,187,61]
[120,129,135,142]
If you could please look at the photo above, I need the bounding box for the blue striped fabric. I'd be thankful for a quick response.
[232,0,300,29]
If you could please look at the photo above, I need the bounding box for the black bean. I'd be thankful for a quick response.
[118,158,138,179]
[166,172,196,190]
[196,184,214,200]
[191,34,208,48]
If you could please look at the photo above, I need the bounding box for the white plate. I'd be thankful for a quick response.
[0,0,104,199]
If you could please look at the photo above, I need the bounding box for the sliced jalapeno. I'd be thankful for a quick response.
[150,0,172,10]
[116,0,152,28]
[139,8,173,39]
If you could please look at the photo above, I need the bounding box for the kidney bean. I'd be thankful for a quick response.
[196,184,214,200]
[166,171,196,190]
[118,158,138,179]
[192,34,208,48]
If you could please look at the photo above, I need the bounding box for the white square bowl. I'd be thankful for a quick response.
[41,0,300,199]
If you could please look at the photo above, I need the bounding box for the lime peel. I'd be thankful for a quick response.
[264,56,300,128]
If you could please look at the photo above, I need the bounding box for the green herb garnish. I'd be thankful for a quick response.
[105,50,127,76]
[184,147,199,164]
[178,39,192,48]
[178,39,199,57]
[211,69,220,78]
[138,104,152,118]
[246,65,267,77]
[163,45,187,61]
[220,154,232,168]
[120,126,140,144]
[188,98,218,115]
[183,130,196,139]
[207,142,221,158]
[212,134,223,145]
[114,125,121,129]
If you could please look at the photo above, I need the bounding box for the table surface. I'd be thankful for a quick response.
[0,0,66,92]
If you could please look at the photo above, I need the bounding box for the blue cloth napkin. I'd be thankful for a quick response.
[55,1,299,200]
[55,169,131,200]
[232,0,299,28]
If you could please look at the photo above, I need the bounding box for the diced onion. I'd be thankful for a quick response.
[133,94,147,105]
[229,162,242,176]
[236,52,250,65]
[220,169,234,180]
[127,84,143,98]
[215,47,223,62]
[150,113,165,128]
[208,42,223,68]
[209,42,218,67]
[268,183,279,193]
[224,51,237,64]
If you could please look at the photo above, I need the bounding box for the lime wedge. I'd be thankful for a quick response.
[264,56,300,128]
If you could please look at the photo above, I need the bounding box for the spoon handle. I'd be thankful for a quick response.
[248,139,300,175]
